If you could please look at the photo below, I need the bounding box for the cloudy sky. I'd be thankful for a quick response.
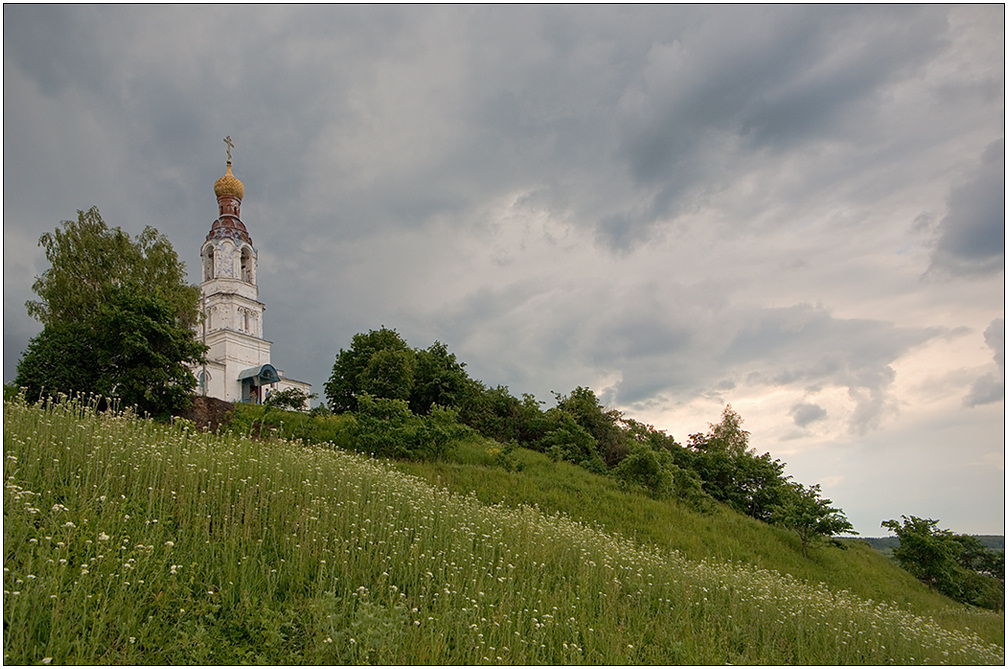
[4,5,1004,535]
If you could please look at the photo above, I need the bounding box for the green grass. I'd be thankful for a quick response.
[4,395,1004,664]
[395,438,1006,644]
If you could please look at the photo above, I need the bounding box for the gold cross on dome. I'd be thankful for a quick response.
[224,135,234,163]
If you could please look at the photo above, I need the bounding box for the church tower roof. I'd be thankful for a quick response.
[214,162,245,201]
[206,135,252,246]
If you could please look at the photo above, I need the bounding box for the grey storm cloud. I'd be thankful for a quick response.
[928,139,1006,277]
[964,318,1005,408]
[724,304,935,381]
[988,319,1005,370]
[600,5,951,252]
[724,304,936,434]
[791,402,828,428]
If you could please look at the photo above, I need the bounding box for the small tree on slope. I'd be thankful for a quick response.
[773,482,856,557]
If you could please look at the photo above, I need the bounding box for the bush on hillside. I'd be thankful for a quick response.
[352,394,463,460]
[540,410,606,473]
[264,387,316,412]
[325,327,416,413]
[772,482,856,558]
[613,446,675,498]
[553,387,630,467]
[613,445,714,511]
[882,515,1005,611]
[670,466,712,513]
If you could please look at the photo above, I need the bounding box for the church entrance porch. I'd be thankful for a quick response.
[238,363,280,404]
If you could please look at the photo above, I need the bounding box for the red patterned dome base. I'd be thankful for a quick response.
[206,214,252,246]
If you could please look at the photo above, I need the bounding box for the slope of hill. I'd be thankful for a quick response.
[392,439,1005,639]
[3,395,1004,664]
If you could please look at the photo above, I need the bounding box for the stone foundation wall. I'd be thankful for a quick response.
[179,395,234,432]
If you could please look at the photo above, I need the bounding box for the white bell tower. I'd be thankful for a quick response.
[194,137,309,404]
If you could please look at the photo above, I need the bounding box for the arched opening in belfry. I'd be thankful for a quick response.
[203,246,214,281]
[241,246,253,283]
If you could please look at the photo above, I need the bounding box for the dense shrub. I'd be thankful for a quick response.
[673,446,788,522]
[458,383,522,443]
[882,516,1005,611]
[264,386,316,412]
[671,466,712,512]
[554,387,629,467]
[352,394,462,460]
[409,341,471,415]
[961,570,1006,611]
[540,409,606,472]
[613,446,674,498]
[325,327,415,413]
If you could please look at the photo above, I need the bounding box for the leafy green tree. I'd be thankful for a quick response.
[17,210,204,417]
[410,341,471,415]
[950,534,1005,609]
[93,287,205,416]
[952,534,1005,581]
[13,320,99,402]
[613,445,675,498]
[773,482,856,557]
[26,207,199,328]
[554,387,629,467]
[264,387,317,412]
[325,327,416,412]
[622,418,682,453]
[733,451,791,522]
[16,286,205,417]
[540,408,605,472]
[352,393,460,460]
[681,405,789,521]
[515,393,551,445]
[692,404,751,457]
[458,382,521,443]
[360,347,415,401]
[882,516,1005,609]
[881,516,963,593]
[675,445,788,522]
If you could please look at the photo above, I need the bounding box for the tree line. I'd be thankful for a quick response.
[321,326,856,555]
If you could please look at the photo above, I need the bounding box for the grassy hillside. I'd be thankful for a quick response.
[3,395,1004,664]
[393,438,1005,642]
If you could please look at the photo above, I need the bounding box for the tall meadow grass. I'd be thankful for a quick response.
[396,440,1005,648]
[4,394,1004,664]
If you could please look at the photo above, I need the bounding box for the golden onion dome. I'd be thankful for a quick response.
[214,163,244,200]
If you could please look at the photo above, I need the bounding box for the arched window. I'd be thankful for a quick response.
[203,247,214,281]
[198,371,210,395]
[241,246,254,284]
